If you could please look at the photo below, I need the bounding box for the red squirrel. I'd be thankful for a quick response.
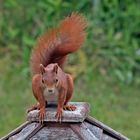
[28,13,87,122]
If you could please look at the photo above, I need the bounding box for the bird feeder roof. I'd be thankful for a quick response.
[1,102,129,140]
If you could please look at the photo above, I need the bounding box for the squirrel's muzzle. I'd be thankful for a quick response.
[48,89,53,93]
[47,87,55,93]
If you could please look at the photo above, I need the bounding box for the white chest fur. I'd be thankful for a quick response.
[43,87,59,103]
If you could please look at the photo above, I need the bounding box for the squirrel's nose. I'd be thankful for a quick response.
[48,89,53,93]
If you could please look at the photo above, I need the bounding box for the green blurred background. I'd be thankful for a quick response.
[0,0,140,139]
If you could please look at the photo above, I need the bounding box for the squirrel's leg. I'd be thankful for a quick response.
[63,74,76,111]
[32,75,46,123]
[55,88,66,122]
[33,89,46,123]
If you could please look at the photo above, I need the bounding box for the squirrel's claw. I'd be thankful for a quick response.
[39,108,46,123]
[55,108,63,123]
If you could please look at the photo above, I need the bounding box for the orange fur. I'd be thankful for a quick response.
[31,13,87,75]
[29,13,87,122]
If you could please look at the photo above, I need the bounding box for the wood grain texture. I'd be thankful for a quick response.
[101,134,116,140]
[30,125,80,140]
[84,122,103,139]
[8,122,38,140]
[1,102,129,140]
[86,116,129,140]
[1,121,30,140]
[27,102,89,123]
[70,123,98,140]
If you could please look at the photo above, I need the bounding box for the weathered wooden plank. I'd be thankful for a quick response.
[24,123,44,140]
[30,125,80,140]
[8,122,39,140]
[27,102,89,123]
[86,116,129,140]
[101,133,116,140]
[1,102,129,140]
[1,121,30,140]
[84,122,103,139]
[70,123,98,140]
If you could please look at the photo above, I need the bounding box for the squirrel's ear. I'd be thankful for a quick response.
[53,64,58,74]
[40,64,45,74]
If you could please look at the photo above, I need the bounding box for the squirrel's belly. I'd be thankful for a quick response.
[43,88,59,103]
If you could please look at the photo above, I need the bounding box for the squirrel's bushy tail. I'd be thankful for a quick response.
[31,13,87,75]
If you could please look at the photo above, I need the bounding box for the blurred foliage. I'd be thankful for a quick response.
[0,0,140,84]
[0,0,140,139]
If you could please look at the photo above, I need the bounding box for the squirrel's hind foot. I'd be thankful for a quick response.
[63,104,76,111]
[27,103,40,113]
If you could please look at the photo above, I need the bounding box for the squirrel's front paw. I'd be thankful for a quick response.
[39,108,46,123]
[55,108,63,123]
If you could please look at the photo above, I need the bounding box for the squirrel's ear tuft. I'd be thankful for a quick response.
[53,64,58,74]
[40,64,45,74]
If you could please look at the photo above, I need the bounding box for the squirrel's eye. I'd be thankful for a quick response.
[55,79,58,83]
[42,79,44,83]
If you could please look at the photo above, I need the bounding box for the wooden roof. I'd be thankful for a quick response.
[1,102,129,140]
